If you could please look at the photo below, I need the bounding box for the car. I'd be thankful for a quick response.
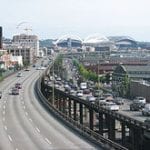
[130,101,145,111]
[95,97,106,106]
[105,102,119,111]
[133,97,146,104]
[76,90,83,97]
[93,90,103,97]
[86,96,96,103]
[144,118,150,126]
[24,68,30,71]
[15,83,22,89]
[17,72,22,77]
[83,89,91,94]
[142,104,150,116]
[113,97,124,105]
[12,87,19,95]
[0,91,2,99]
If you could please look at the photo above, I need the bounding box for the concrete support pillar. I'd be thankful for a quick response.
[68,98,71,118]
[99,112,103,135]
[89,109,94,130]
[121,123,126,145]
[79,103,83,124]
[73,101,77,121]
[130,127,143,150]
[107,116,115,141]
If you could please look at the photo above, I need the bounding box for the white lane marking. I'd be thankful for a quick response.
[23,106,26,109]
[45,138,52,145]
[3,111,5,115]
[4,125,7,131]
[3,105,5,109]
[16,148,18,150]
[4,101,6,104]
[8,135,12,142]
[35,127,40,133]
[25,112,28,116]
[3,117,5,121]
[29,118,33,122]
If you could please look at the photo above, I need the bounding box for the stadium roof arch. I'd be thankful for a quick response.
[83,34,111,45]
[54,34,83,45]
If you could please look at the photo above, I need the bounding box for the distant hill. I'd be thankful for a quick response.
[39,39,56,47]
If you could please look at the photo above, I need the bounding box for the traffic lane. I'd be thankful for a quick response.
[23,71,99,149]
[4,87,51,150]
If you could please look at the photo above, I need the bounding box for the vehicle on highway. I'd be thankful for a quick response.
[0,91,2,99]
[76,90,83,97]
[113,97,124,105]
[17,72,22,77]
[105,102,119,111]
[142,104,150,116]
[95,97,106,106]
[83,89,91,94]
[130,101,145,111]
[12,87,19,95]
[144,118,150,126]
[133,97,146,104]
[86,96,96,103]
[93,89,103,97]
[15,83,22,89]
[80,82,87,90]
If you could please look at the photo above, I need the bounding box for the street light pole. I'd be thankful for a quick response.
[52,56,55,106]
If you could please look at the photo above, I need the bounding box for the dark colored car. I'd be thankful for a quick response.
[15,83,22,89]
[12,87,19,95]
[130,102,145,111]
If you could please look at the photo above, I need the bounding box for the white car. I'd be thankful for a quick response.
[105,102,119,111]
[86,96,96,103]
[76,90,83,97]
[133,97,146,104]
[142,104,150,116]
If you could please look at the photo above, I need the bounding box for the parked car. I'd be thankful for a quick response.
[130,101,145,111]
[0,91,2,99]
[142,104,150,116]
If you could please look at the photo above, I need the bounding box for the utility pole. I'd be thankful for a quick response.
[52,56,55,106]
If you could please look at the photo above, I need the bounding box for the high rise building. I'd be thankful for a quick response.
[12,34,39,56]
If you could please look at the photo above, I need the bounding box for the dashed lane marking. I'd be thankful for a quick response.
[29,118,33,122]
[35,127,40,133]
[45,138,52,145]
[4,125,7,131]
[8,135,12,142]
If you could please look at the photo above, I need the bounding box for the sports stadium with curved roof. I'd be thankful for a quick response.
[54,35,83,48]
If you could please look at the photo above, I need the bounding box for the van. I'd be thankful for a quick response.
[80,82,87,90]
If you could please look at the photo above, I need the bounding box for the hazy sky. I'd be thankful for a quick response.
[1,0,150,41]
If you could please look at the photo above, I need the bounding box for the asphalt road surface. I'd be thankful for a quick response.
[0,65,99,150]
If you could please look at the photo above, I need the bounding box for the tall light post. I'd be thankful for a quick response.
[52,56,55,106]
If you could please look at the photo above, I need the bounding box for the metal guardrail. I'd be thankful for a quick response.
[52,87,150,131]
[35,77,128,150]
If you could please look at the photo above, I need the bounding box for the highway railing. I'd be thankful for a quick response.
[35,77,128,150]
